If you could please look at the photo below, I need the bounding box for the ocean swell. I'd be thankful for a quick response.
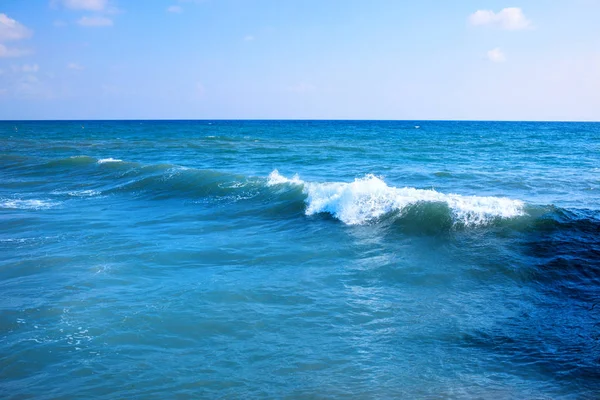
[8,155,542,229]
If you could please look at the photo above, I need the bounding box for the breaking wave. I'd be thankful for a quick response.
[268,170,525,226]
[98,158,123,164]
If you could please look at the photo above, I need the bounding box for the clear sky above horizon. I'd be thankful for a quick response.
[0,0,599,120]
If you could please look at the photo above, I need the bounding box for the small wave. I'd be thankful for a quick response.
[267,171,525,226]
[98,158,123,164]
[51,189,101,197]
[0,235,61,244]
[68,190,100,197]
[108,167,255,200]
[45,156,96,168]
[0,238,31,243]
[0,199,57,210]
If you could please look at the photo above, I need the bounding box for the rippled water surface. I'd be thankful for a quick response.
[1,120,600,398]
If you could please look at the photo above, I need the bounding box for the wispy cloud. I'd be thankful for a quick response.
[14,73,55,100]
[0,43,31,58]
[487,48,506,63]
[0,13,33,42]
[167,5,183,13]
[469,8,532,30]
[0,66,56,99]
[67,62,84,70]
[8,64,40,73]
[243,35,255,42]
[77,16,113,27]
[55,0,108,11]
[54,0,122,21]
[21,63,39,72]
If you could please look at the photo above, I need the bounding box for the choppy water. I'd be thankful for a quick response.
[1,120,599,398]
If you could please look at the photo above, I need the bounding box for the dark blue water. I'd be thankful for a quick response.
[1,120,599,398]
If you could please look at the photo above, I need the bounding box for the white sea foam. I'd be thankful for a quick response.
[0,238,30,243]
[68,190,100,197]
[267,171,525,225]
[0,199,57,210]
[267,170,303,185]
[51,189,100,197]
[98,158,122,164]
[0,235,60,243]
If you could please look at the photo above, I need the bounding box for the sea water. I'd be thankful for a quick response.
[1,120,599,398]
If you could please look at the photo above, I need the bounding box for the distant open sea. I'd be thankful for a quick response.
[1,120,599,398]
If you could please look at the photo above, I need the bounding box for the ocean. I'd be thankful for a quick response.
[1,120,599,398]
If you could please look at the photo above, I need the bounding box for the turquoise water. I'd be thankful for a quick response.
[1,120,599,398]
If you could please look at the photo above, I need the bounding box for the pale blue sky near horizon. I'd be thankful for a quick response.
[0,0,599,120]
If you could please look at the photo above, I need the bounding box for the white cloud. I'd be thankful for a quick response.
[58,0,107,11]
[0,44,31,58]
[469,8,532,30]
[243,35,255,42]
[67,62,84,70]
[167,5,182,13]
[0,13,33,42]
[13,73,55,100]
[487,48,506,63]
[11,64,39,73]
[77,16,113,27]
[21,64,39,72]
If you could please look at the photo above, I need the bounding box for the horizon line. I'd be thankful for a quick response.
[1,118,599,123]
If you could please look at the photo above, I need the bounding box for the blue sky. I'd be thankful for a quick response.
[0,0,599,120]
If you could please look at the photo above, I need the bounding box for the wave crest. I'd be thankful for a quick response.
[98,158,123,164]
[268,171,525,226]
[0,199,57,210]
